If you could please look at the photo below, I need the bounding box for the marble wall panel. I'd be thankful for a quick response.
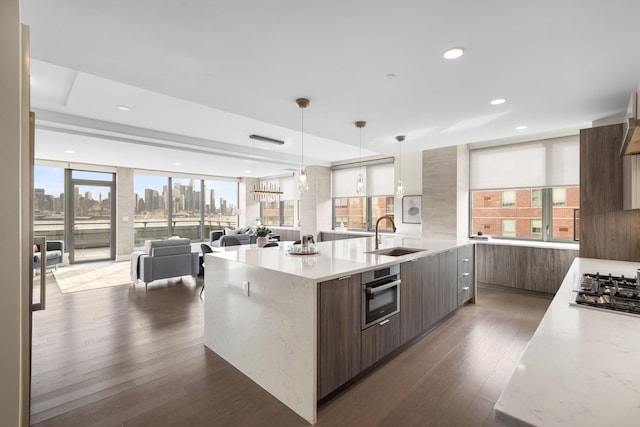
[116,167,135,260]
[204,256,318,423]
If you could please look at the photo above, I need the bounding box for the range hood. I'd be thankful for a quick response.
[620,91,640,156]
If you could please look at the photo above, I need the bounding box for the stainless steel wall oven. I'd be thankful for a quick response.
[361,264,401,329]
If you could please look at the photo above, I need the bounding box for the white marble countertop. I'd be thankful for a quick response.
[495,257,640,427]
[208,236,470,282]
[473,237,579,251]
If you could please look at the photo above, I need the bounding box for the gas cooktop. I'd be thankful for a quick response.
[573,273,640,316]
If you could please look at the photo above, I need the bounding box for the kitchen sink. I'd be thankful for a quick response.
[367,247,427,257]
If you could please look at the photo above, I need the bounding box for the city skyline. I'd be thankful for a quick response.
[34,166,239,216]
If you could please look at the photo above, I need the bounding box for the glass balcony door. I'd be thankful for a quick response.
[66,170,115,263]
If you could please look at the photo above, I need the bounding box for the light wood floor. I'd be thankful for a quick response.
[31,274,551,426]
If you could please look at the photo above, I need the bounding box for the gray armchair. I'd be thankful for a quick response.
[33,240,64,271]
[130,238,199,289]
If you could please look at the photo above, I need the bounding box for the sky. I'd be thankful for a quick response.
[34,166,239,205]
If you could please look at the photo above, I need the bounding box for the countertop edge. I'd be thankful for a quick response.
[494,256,640,427]
[208,237,474,282]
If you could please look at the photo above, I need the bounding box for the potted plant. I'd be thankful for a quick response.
[256,226,271,247]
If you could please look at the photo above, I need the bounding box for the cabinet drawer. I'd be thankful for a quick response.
[457,245,474,274]
[361,314,400,371]
[458,272,472,292]
[458,287,472,306]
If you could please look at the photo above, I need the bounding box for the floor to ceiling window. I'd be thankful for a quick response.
[134,173,170,244]
[204,179,239,233]
[33,164,65,243]
[171,177,201,240]
[135,174,239,244]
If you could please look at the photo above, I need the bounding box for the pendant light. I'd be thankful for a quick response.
[355,121,366,196]
[396,135,405,198]
[296,98,310,192]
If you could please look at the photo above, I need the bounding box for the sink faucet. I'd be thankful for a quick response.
[375,215,397,250]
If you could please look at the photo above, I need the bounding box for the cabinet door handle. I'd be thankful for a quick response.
[378,319,390,326]
[462,258,470,262]
[461,272,470,277]
[462,287,470,291]
[366,279,402,294]
[338,275,352,281]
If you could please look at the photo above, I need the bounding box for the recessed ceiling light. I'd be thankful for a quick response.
[244,169,252,174]
[443,47,464,60]
[116,105,131,111]
[385,73,397,80]
[174,162,181,166]
[491,98,506,105]
[65,149,75,154]
[516,125,528,130]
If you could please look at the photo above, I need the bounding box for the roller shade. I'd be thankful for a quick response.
[366,162,394,196]
[332,162,394,197]
[470,135,579,190]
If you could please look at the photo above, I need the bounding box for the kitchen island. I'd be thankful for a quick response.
[495,257,640,426]
[203,236,474,424]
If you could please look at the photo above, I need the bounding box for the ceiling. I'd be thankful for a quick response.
[21,0,640,178]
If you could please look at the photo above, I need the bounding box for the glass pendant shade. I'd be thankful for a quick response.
[298,165,309,192]
[395,135,405,199]
[356,172,365,195]
[355,120,367,196]
[396,179,404,198]
[296,98,310,193]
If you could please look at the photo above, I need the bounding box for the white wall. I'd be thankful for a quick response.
[0,0,27,424]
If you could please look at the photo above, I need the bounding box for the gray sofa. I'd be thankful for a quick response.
[33,240,64,271]
[210,228,257,247]
[130,238,199,289]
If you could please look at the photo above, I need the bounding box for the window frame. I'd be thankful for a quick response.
[332,195,395,232]
[470,186,578,243]
[134,174,239,243]
[259,200,297,227]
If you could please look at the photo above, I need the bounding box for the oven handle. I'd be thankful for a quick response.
[365,279,401,294]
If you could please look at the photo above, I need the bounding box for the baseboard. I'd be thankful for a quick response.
[478,282,554,299]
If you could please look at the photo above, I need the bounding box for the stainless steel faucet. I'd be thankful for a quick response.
[375,215,397,250]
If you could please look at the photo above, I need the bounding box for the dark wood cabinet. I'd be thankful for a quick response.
[476,244,577,294]
[318,244,475,399]
[361,314,400,370]
[457,244,474,306]
[421,254,440,330]
[422,249,459,330]
[438,248,458,318]
[400,259,423,345]
[318,274,361,399]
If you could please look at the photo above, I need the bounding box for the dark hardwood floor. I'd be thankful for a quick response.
[31,273,551,427]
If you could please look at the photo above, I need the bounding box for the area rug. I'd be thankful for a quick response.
[52,261,131,293]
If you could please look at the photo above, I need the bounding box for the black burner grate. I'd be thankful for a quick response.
[575,273,640,315]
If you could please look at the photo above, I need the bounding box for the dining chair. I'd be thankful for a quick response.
[200,243,213,297]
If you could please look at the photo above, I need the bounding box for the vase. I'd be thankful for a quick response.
[256,236,268,248]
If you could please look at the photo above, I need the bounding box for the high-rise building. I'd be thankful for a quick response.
[34,188,45,211]
[220,197,227,215]
[210,189,216,212]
